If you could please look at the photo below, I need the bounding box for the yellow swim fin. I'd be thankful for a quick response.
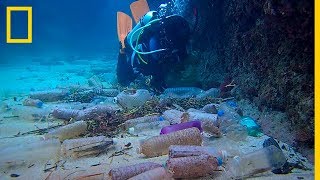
[130,0,150,23]
[117,11,132,50]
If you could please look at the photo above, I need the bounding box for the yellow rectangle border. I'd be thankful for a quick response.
[6,6,32,43]
[315,0,319,179]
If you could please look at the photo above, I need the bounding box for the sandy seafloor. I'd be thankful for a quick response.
[0,56,315,179]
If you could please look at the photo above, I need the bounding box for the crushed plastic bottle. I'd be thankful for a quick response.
[240,116,263,137]
[137,127,202,157]
[223,145,287,179]
[115,89,151,110]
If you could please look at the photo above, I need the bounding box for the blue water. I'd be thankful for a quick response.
[0,0,140,62]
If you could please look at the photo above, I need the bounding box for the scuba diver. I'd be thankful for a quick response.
[116,0,193,91]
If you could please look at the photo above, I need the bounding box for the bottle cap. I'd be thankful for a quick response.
[216,157,223,166]
[217,110,225,117]
[159,116,165,121]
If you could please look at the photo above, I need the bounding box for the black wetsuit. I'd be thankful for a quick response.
[117,15,190,90]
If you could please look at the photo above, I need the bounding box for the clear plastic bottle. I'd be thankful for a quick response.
[218,102,241,132]
[44,121,87,141]
[125,115,161,130]
[224,145,287,179]
[128,120,170,134]
[137,127,202,157]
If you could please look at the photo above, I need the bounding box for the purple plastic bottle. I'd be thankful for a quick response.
[160,120,203,135]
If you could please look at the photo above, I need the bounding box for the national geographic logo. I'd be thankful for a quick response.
[6,6,32,43]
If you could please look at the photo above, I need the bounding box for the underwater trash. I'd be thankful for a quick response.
[162,109,184,124]
[77,105,118,121]
[29,89,69,102]
[161,87,204,99]
[61,136,113,158]
[200,119,222,137]
[52,105,117,121]
[44,121,87,141]
[218,102,242,132]
[100,88,120,97]
[22,98,43,108]
[124,115,161,130]
[223,145,287,179]
[160,120,202,135]
[240,116,263,137]
[196,88,220,99]
[51,108,80,120]
[12,105,50,121]
[115,89,152,109]
[166,154,221,178]
[88,75,103,89]
[0,139,61,168]
[128,120,170,135]
[201,103,218,114]
[128,167,172,180]
[108,162,162,180]
[188,111,219,126]
[169,145,227,160]
[137,127,202,157]
[225,124,248,141]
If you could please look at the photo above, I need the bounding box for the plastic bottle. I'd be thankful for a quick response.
[217,102,241,132]
[29,89,69,102]
[100,89,120,97]
[225,123,248,141]
[128,167,172,180]
[201,119,222,137]
[23,98,43,108]
[188,112,219,127]
[0,139,61,168]
[115,89,151,109]
[44,121,87,141]
[125,115,161,130]
[138,127,202,157]
[160,120,202,135]
[61,136,113,158]
[223,145,287,179]
[168,145,227,162]
[240,116,263,137]
[108,162,162,180]
[128,120,170,134]
[51,108,80,120]
[162,109,184,124]
[166,154,220,178]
